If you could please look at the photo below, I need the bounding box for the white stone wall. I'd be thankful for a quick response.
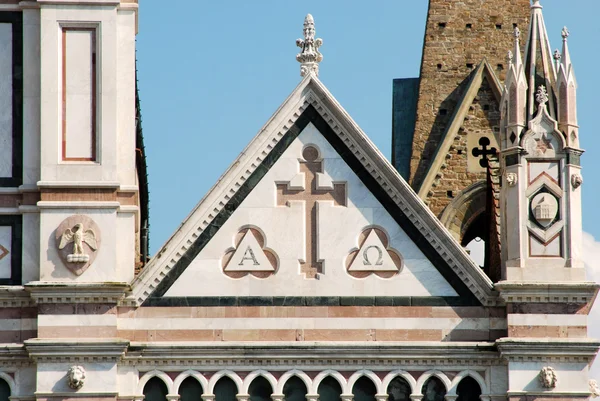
[166,123,457,298]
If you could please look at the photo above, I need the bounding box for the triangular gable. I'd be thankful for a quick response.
[130,75,496,306]
[417,60,504,199]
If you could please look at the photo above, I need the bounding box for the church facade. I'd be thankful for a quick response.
[0,1,597,401]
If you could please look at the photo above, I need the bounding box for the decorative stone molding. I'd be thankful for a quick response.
[25,339,129,363]
[202,395,216,401]
[306,394,320,401]
[495,281,599,304]
[505,172,518,187]
[236,395,250,401]
[571,174,583,189]
[341,394,354,401]
[25,281,130,304]
[497,338,600,363]
[0,286,35,307]
[67,365,86,390]
[122,342,502,368]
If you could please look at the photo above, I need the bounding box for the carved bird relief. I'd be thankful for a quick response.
[59,223,98,263]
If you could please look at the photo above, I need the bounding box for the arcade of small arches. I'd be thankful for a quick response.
[140,369,487,401]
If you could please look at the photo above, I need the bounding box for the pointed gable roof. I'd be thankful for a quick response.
[417,60,504,200]
[129,74,497,306]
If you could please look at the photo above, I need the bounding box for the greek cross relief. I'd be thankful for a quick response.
[222,227,278,278]
[346,227,403,278]
[54,215,101,276]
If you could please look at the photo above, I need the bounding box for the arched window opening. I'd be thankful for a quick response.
[143,377,168,401]
[179,376,203,401]
[283,376,308,401]
[352,377,376,401]
[0,379,9,401]
[318,377,342,401]
[387,377,410,401]
[461,212,488,269]
[421,377,446,401]
[249,376,273,401]
[456,377,481,401]
[215,377,238,401]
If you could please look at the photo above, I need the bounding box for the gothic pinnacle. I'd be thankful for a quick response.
[296,14,323,77]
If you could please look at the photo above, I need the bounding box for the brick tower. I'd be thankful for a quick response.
[392,0,531,270]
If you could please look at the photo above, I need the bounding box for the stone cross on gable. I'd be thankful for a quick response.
[276,145,347,278]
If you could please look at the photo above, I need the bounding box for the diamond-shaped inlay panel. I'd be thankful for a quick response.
[0,244,8,262]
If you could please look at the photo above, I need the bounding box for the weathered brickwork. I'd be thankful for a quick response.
[410,0,530,199]
[426,77,501,217]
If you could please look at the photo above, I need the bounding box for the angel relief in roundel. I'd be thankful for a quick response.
[55,215,101,276]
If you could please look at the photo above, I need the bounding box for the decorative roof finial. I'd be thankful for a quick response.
[553,49,561,61]
[532,0,542,9]
[296,14,323,77]
[561,26,570,40]
[507,50,514,65]
[536,85,549,107]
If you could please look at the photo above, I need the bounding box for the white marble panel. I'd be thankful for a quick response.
[0,23,13,178]
[37,362,117,393]
[165,124,458,298]
[64,29,95,160]
[0,226,11,279]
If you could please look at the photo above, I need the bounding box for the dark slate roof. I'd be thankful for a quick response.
[391,78,419,180]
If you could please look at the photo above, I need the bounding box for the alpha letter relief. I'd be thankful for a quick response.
[222,227,278,277]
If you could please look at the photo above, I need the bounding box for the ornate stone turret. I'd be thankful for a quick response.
[296,14,323,77]
[499,0,585,279]
[556,26,579,148]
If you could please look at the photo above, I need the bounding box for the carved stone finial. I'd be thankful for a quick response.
[553,49,561,62]
[539,366,558,389]
[296,14,323,77]
[532,0,542,9]
[507,50,514,65]
[562,26,570,40]
[67,365,86,390]
[514,27,521,40]
[536,85,549,107]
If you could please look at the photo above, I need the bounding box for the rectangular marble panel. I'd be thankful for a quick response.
[63,28,96,161]
[0,226,12,279]
[0,23,13,177]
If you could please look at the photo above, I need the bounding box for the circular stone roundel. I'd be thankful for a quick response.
[55,215,101,276]
[530,193,558,228]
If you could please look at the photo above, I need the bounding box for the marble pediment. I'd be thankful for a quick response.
[132,75,494,306]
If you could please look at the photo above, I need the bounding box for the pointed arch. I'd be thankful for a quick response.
[448,370,487,397]
[275,370,312,394]
[173,370,209,395]
[208,370,243,394]
[138,370,174,395]
[346,370,383,394]
[415,371,451,395]
[381,370,417,395]
[311,370,347,394]
[242,370,277,394]
[0,372,15,396]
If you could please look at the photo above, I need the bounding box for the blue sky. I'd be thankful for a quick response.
[137,0,600,380]
[137,0,600,253]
